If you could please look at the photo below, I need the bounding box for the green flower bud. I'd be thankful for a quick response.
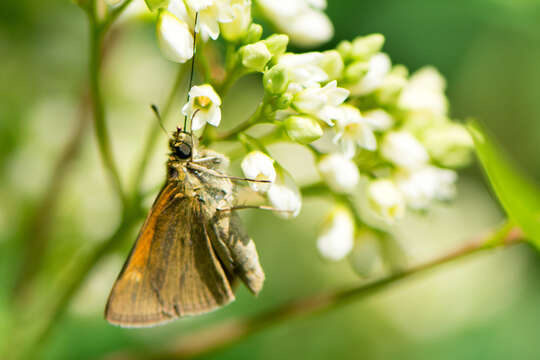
[421,122,474,168]
[243,23,263,44]
[351,34,385,60]
[284,115,323,144]
[145,0,169,11]
[275,93,293,109]
[240,42,272,72]
[263,64,290,94]
[337,40,353,61]
[263,34,289,58]
[344,60,369,83]
[375,65,409,105]
[320,50,344,80]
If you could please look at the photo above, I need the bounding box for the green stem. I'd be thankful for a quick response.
[89,18,126,206]
[130,64,188,199]
[114,223,523,360]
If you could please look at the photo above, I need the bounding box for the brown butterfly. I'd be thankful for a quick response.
[105,129,265,327]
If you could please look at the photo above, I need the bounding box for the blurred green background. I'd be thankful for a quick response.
[1,0,540,359]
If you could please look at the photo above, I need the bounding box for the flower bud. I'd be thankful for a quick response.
[284,115,323,144]
[421,123,473,168]
[145,0,170,11]
[344,60,369,83]
[317,153,360,193]
[367,179,405,222]
[221,0,252,42]
[243,23,263,44]
[274,93,293,109]
[263,34,289,58]
[157,10,194,63]
[240,42,272,72]
[375,65,408,105]
[320,50,344,80]
[263,64,290,94]
[317,205,355,261]
[351,34,385,60]
[381,131,429,170]
[337,40,353,61]
[349,230,383,277]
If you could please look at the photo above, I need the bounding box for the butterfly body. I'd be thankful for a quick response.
[105,130,264,328]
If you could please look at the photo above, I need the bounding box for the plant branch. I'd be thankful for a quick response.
[89,10,127,206]
[110,223,524,360]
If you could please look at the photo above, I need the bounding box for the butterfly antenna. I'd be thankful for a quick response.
[183,11,200,134]
[150,104,168,135]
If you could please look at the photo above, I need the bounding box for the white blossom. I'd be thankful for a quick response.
[396,166,457,210]
[256,0,333,48]
[362,109,394,132]
[317,153,360,193]
[182,84,222,131]
[278,52,328,86]
[333,105,377,158]
[157,11,194,63]
[293,81,349,125]
[220,0,252,41]
[367,179,405,222]
[348,53,391,96]
[267,171,302,218]
[381,131,429,170]
[241,151,276,192]
[317,206,355,261]
[398,66,448,116]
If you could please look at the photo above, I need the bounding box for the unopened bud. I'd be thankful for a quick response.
[344,60,369,83]
[263,64,289,94]
[284,115,323,144]
[351,34,385,60]
[240,42,272,72]
[263,34,289,58]
[337,40,353,61]
[320,50,344,80]
[243,23,263,44]
[221,0,252,42]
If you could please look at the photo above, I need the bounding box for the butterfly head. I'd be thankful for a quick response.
[169,127,194,161]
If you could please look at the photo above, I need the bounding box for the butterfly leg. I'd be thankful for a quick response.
[187,163,271,184]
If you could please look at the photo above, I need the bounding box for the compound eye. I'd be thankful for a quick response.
[175,143,192,159]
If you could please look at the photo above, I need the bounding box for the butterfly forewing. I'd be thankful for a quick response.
[105,182,235,328]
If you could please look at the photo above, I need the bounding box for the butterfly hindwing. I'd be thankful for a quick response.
[105,182,235,328]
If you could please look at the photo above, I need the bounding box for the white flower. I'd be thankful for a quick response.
[267,171,302,218]
[380,131,429,170]
[396,166,457,210]
[241,151,276,192]
[167,0,235,42]
[293,81,349,125]
[367,179,405,222]
[398,66,448,116]
[278,52,328,86]
[317,205,355,261]
[333,105,377,158]
[348,53,391,96]
[157,11,194,63]
[182,84,222,131]
[363,109,394,132]
[317,153,360,193]
[256,0,333,48]
[220,0,252,41]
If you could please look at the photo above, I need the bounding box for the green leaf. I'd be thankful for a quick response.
[468,121,540,247]
[144,0,169,12]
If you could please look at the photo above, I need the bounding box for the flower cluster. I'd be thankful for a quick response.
[142,0,473,275]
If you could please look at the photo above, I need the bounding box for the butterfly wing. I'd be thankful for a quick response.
[105,182,235,328]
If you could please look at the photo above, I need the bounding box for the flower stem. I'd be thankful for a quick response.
[89,16,126,206]
[112,223,524,360]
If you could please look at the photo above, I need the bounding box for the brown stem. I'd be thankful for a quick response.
[110,225,524,360]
